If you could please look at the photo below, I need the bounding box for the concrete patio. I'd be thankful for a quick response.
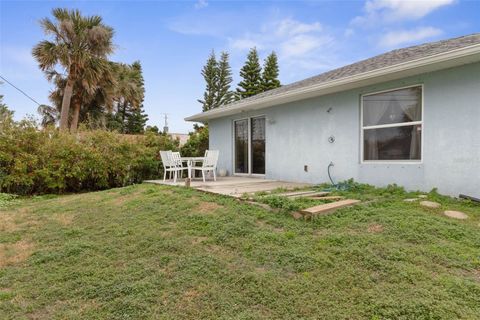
[144,176,311,198]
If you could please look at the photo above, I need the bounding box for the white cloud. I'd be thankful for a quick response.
[229,37,262,51]
[280,34,325,58]
[169,13,342,79]
[344,28,355,37]
[274,19,322,37]
[194,0,208,9]
[353,0,455,26]
[379,26,443,47]
[227,18,335,72]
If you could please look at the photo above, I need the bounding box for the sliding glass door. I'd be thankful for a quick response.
[234,117,265,175]
[234,119,249,174]
[251,117,265,174]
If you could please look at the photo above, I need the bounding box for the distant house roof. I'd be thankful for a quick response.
[186,33,480,122]
[169,133,189,146]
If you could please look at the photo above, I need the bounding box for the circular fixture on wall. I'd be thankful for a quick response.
[328,135,335,143]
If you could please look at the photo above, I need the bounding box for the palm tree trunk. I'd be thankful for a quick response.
[59,78,74,130]
[70,98,81,132]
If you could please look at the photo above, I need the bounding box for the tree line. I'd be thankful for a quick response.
[199,48,281,112]
[33,8,148,133]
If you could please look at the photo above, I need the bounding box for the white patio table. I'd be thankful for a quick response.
[180,157,205,179]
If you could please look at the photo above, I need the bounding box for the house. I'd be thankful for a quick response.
[186,34,480,198]
[168,133,189,146]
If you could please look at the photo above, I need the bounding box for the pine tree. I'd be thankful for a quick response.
[105,61,146,133]
[215,52,234,107]
[261,52,281,91]
[125,104,148,134]
[198,51,218,111]
[237,47,262,99]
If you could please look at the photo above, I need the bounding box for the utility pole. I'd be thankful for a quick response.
[160,113,169,134]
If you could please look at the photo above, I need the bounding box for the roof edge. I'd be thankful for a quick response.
[186,43,480,122]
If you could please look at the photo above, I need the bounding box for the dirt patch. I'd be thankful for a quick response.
[53,213,74,225]
[196,201,223,214]
[26,299,70,320]
[191,236,209,245]
[158,230,174,237]
[205,244,238,262]
[0,240,34,267]
[55,193,104,205]
[182,289,200,302]
[255,267,267,273]
[0,213,18,232]
[105,190,143,206]
[367,224,384,233]
[255,220,284,233]
[474,269,480,282]
[0,208,39,232]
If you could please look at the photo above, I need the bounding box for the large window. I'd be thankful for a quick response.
[362,86,422,162]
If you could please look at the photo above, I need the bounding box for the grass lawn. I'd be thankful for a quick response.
[1,183,479,319]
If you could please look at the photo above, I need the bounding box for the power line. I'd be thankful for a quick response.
[0,74,42,106]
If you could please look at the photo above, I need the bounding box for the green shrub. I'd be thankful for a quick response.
[257,195,301,211]
[0,193,17,208]
[180,125,209,157]
[0,119,178,195]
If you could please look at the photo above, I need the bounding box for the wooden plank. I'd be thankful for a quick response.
[307,195,344,200]
[197,181,310,198]
[300,199,361,216]
[277,190,320,197]
[288,191,330,199]
[276,190,317,197]
[227,182,301,194]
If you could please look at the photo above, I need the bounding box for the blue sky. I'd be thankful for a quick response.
[1,0,479,132]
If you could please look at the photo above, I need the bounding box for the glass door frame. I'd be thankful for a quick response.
[232,116,266,176]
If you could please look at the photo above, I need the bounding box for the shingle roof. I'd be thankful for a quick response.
[221,33,480,108]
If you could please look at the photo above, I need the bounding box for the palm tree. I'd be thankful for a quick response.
[37,104,58,127]
[47,68,115,131]
[32,8,114,130]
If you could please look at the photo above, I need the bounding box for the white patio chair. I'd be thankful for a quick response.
[191,150,219,182]
[171,151,187,181]
[159,151,186,183]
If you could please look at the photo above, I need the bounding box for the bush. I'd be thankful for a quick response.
[180,125,209,157]
[0,193,17,208]
[0,119,178,195]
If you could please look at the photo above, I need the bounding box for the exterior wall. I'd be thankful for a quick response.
[209,62,480,197]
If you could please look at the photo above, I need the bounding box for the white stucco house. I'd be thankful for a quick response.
[186,34,480,198]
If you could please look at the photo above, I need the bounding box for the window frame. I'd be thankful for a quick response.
[360,84,424,164]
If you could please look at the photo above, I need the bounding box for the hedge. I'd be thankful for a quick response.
[0,119,178,195]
